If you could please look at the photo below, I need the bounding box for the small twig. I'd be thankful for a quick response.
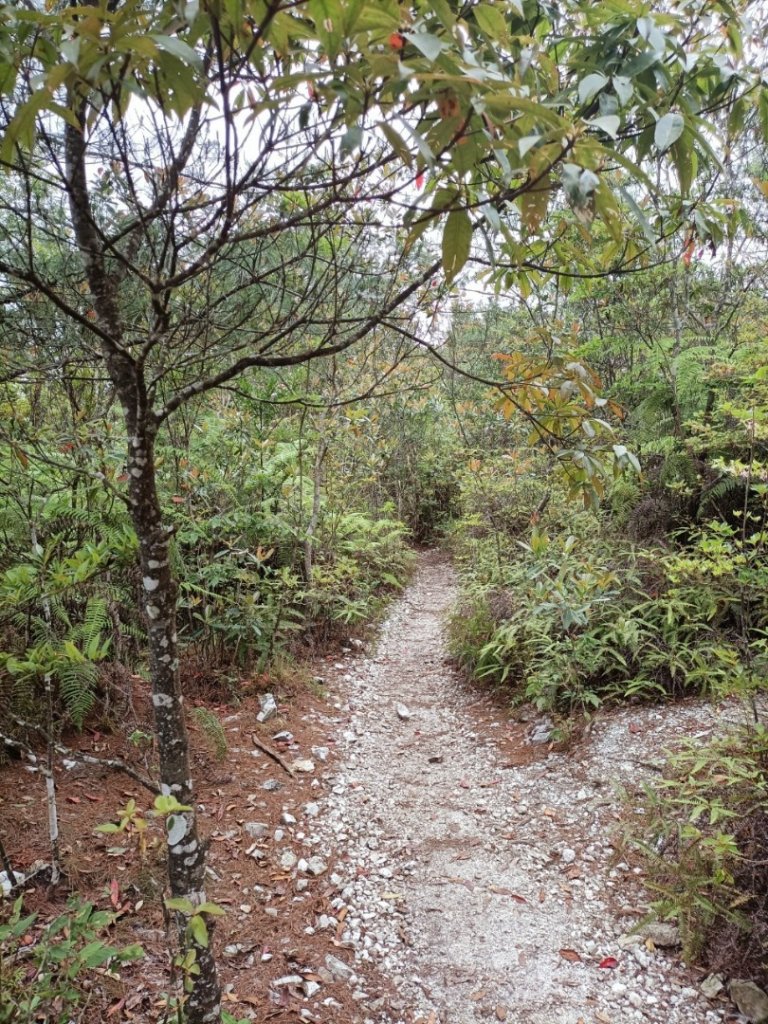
[251,734,296,777]
[1,723,160,795]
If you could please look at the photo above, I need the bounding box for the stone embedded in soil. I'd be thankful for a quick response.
[305,802,320,817]
[396,703,412,721]
[273,974,303,987]
[325,954,355,981]
[639,921,681,948]
[701,974,725,999]
[243,821,268,838]
[292,759,315,773]
[280,850,298,870]
[262,779,281,791]
[305,856,328,876]
[729,980,768,1022]
[529,719,554,744]
[257,693,278,722]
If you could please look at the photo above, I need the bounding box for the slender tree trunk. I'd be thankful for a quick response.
[126,419,221,1024]
[304,433,328,582]
[64,109,221,1023]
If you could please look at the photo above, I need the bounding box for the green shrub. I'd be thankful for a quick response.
[0,896,143,1024]
[628,724,768,983]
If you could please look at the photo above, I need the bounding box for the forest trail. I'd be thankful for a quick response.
[315,551,734,1024]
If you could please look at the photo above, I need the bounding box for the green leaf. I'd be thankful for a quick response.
[380,123,413,167]
[151,34,202,67]
[188,913,209,948]
[441,208,472,281]
[407,30,444,62]
[588,115,620,138]
[197,902,227,916]
[474,4,507,39]
[654,112,684,152]
[578,73,608,106]
[612,75,633,106]
[80,941,115,969]
[166,897,195,914]
[340,123,362,155]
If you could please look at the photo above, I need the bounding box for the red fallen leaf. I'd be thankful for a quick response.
[110,879,120,909]
[459,779,471,789]
[66,795,81,804]
[629,722,642,734]
[107,998,126,1016]
[415,171,424,190]
[171,495,185,504]
[598,956,619,969]
[85,794,102,803]
[559,948,582,963]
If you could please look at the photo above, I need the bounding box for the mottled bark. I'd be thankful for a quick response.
[126,421,222,1024]
[64,112,221,1023]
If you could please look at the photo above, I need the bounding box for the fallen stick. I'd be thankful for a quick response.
[251,734,296,777]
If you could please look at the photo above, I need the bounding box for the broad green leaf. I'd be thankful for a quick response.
[189,913,209,948]
[197,902,227,916]
[380,123,413,167]
[612,75,633,106]
[152,34,201,67]
[474,4,508,38]
[588,115,620,138]
[407,30,444,62]
[165,897,195,914]
[578,73,608,106]
[655,112,685,152]
[441,208,472,281]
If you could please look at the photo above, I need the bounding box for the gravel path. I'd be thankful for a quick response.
[315,551,747,1024]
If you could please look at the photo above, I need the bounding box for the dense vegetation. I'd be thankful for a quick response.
[0,0,767,1020]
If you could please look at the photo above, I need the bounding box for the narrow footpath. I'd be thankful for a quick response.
[313,551,738,1024]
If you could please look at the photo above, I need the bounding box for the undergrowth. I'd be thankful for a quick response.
[627,723,768,985]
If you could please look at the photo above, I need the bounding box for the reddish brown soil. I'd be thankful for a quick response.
[0,662,395,1024]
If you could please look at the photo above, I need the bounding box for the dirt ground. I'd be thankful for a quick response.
[0,551,757,1023]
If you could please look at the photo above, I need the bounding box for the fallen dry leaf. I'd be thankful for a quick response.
[559,948,582,963]
[496,1005,508,1020]
[489,886,527,903]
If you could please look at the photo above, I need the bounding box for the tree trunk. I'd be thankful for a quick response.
[126,420,221,1024]
[64,107,221,1024]
[304,434,328,582]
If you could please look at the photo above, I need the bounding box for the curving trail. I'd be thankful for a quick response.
[315,551,733,1024]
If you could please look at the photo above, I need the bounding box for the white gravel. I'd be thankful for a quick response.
[312,553,753,1024]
